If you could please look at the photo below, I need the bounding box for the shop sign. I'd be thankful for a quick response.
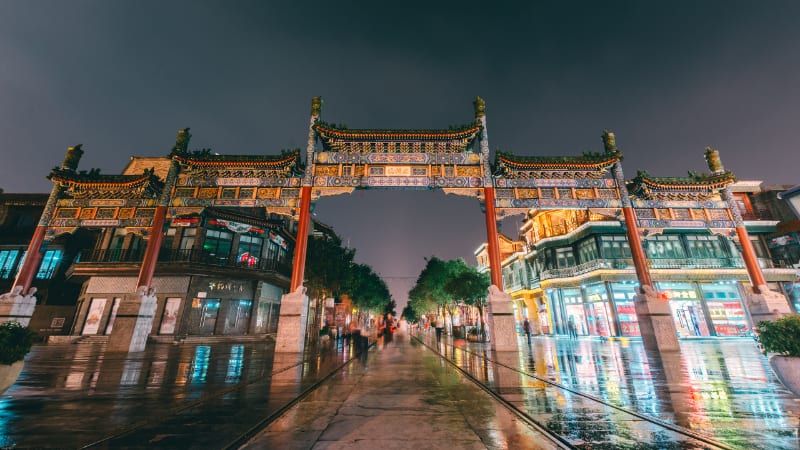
[209,218,264,234]
[207,280,249,294]
[172,217,199,227]
[269,231,288,249]
[662,289,698,300]
[768,234,798,248]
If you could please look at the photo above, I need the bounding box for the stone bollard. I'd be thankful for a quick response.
[634,285,680,352]
[486,285,519,353]
[0,286,37,326]
[106,286,157,353]
[275,286,310,353]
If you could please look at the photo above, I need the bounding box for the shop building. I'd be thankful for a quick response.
[478,162,797,340]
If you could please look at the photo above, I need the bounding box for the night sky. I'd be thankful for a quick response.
[2,1,799,310]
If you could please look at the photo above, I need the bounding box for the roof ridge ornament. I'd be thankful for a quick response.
[473,96,486,118]
[601,130,620,157]
[311,96,322,116]
[704,147,725,175]
[61,144,84,172]
[171,128,191,155]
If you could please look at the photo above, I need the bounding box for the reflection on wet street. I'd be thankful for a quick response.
[0,338,360,448]
[420,332,800,449]
[2,333,799,449]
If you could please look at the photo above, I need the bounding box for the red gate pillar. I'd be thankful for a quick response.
[290,185,312,291]
[135,205,167,290]
[622,206,653,288]
[13,145,82,295]
[704,148,789,324]
[12,226,47,295]
[608,136,678,352]
[483,186,503,288]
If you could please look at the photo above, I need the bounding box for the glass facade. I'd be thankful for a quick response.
[188,298,221,335]
[0,249,20,279]
[659,282,711,337]
[609,283,640,336]
[584,283,616,337]
[699,282,748,336]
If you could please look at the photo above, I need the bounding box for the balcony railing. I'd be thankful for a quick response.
[537,256,755,281]
[77,248,292,274]
[648,257,746,269]
[540,258,632,280]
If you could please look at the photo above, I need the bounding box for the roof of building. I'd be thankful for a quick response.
[494,150,620,173]
[626,170,736,200]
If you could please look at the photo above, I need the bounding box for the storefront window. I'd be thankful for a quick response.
[600,235,632,259]
[203,229,233,263]
[699,282,749,336]
[189,298,220,335]
[658,282,711,337]
[562,288,587,336]
[0,249,20,279]
[180,228,196,251]
[610,283,640,336]
[783,282,800,313]
[224,299,252,334]
[36,249,62,279]
[237,235,262,267]
[556,248,576,268]
[577,238,599,264]
[685,235,727,259]
[645,235,685,259]
[584,283,616,337]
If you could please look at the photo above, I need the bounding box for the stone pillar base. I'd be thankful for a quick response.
[0,289,37,326]
[106,288,157,353]
[487,285,519,353]
[634,285,680,352]
[275,286,309,353]
[745,284,792,326]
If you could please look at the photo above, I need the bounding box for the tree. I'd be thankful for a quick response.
[407,257,472,327]
[345,263,392,313]
[401,304,418,323]
[445,265,490,340]
[305,235,355,301]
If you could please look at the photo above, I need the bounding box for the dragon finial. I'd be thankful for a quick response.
[473,96,486,118]
[61,144,84,172]
[704,147,724,174]
[172,128,191,155]
[602,130,619,155]
[311,97,322,116]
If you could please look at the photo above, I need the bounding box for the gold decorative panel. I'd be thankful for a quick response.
[257,188,279,199]
[96,208,118,219]
[79,208,96,219]
[198,188,218,199]
[55,208,79,219]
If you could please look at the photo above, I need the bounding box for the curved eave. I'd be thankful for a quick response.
[174,153,300,168]
[496,154,619,170]
[50,174,156,189]
[633,173,735,191]
[313,123,482,142]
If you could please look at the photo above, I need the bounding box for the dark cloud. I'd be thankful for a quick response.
[2,1,799,308]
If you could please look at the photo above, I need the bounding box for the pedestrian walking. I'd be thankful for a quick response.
[567,316,578,340]
[522,317,532,344]
[434,316,444,342]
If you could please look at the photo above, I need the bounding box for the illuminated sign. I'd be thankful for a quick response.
[662,290,698,300]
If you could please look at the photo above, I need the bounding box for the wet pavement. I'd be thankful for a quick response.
[0,338,360,449]
[1,332,798,449]
[242,333,559,450]
[419,331,800,449]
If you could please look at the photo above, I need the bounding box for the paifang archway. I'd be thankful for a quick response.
[13,97,774,353]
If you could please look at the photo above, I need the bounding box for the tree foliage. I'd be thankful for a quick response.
[305,235,355,301]
[304,235,392,313]
[408,257,488,319]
